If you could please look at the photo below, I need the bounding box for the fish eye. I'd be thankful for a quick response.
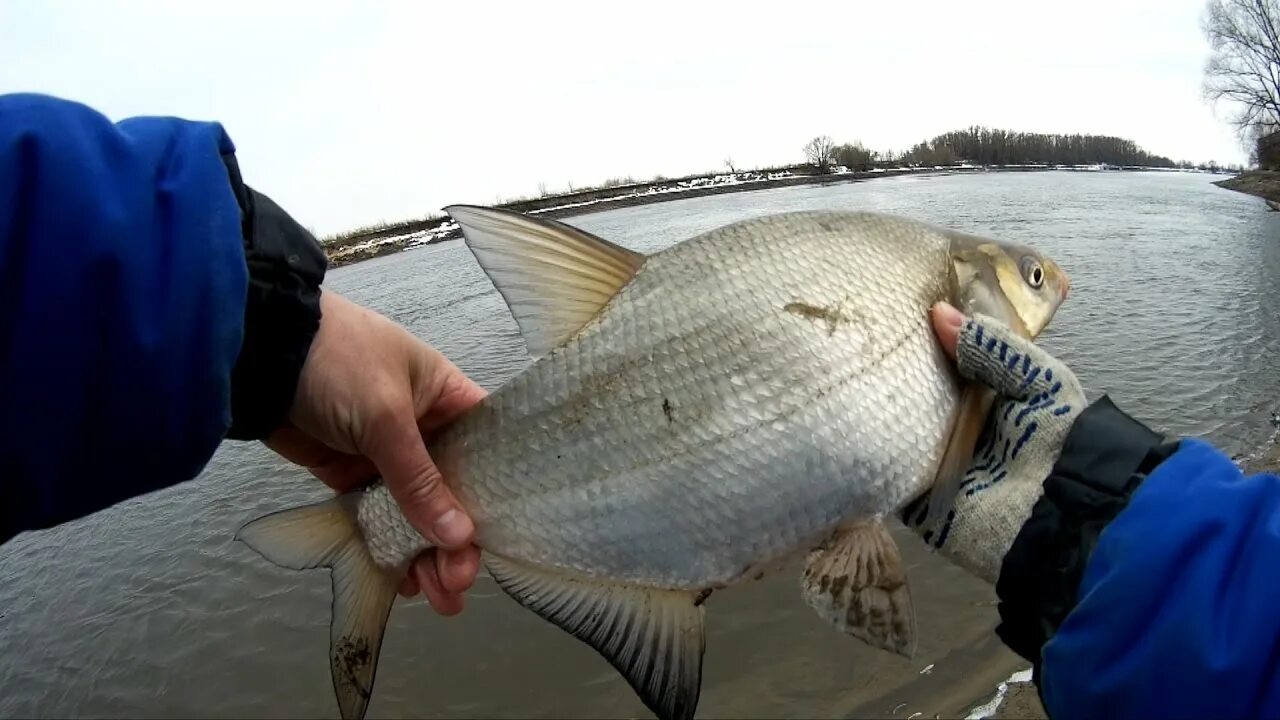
[1021,257,1044,288]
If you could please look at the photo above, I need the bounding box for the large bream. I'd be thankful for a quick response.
[239,207,1070,720]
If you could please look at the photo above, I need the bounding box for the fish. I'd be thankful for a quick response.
[237,207,1069,720]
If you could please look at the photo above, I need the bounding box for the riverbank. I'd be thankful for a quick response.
[1244,434,1280,474]
[323,163,1207,268]
[1213,170,1280,208]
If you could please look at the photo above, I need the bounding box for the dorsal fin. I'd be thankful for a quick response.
[445,205,646,358]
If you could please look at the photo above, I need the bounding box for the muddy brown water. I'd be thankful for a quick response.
[2,170,1277,719]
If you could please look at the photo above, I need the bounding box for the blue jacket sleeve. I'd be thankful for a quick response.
[1040,438,1280,719]
[0,93,248,539]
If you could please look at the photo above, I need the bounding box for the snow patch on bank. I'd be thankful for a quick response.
[966,668,1034,719]
[338,220,461,254]
[524,169,803,215]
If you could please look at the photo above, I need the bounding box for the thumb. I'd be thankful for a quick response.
[365,408,475,549]
[930,302,965,360]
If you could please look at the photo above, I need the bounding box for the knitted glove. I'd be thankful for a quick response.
[903,313,1087,583]
[902,311,1178,682]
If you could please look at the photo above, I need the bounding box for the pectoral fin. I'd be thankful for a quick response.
[801,519,916,658]
[485,554,705,720]
[922,382,996,529]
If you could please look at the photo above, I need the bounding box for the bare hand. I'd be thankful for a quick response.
[265,291,485,615]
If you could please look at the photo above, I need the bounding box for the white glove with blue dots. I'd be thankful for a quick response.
[904,312,1088,583]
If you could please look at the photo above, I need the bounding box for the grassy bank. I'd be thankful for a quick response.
[1213,170,1280,207]
[323,162,1203,268]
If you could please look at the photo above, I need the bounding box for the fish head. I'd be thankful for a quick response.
[945,229,1069,339]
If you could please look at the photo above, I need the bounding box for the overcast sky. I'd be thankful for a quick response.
[0,0,1245,236]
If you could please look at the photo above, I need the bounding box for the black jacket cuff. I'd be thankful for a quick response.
[221,153,327,441]
[993,395,1179,685]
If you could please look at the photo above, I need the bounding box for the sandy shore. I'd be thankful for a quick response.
[989,680,1046,719]
[1244,436,1280,474]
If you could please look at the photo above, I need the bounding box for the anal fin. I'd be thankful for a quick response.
[237,497,401,720]
[485,554,705,720]
[922,382,996,529]
[801,519,917,658]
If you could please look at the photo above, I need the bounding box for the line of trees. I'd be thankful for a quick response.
[797,126,1227,172]
[921,127,1175,167]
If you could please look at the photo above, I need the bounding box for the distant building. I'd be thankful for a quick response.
[1257,129,1280,170]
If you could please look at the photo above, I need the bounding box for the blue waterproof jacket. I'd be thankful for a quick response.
[0,93,325,542]
[0,93,247,536]
[1041,438,1280,719]
[2,93,1279,719]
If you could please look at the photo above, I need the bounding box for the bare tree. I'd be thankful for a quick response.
[833,142,873,171]
[1203,0,1280,140]
[802,135,836,168]
[724,157,737,174]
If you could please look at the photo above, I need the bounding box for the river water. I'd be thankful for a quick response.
[2,170,1277,719]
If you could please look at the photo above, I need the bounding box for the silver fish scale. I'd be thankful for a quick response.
[356,211,962,589]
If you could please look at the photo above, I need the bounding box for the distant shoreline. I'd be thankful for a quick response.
[324,164,1224,269]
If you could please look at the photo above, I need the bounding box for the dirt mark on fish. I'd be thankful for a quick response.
[784,301,857,336]
[783,297,865,335]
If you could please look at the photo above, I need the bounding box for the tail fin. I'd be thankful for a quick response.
[236,497,400,720]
